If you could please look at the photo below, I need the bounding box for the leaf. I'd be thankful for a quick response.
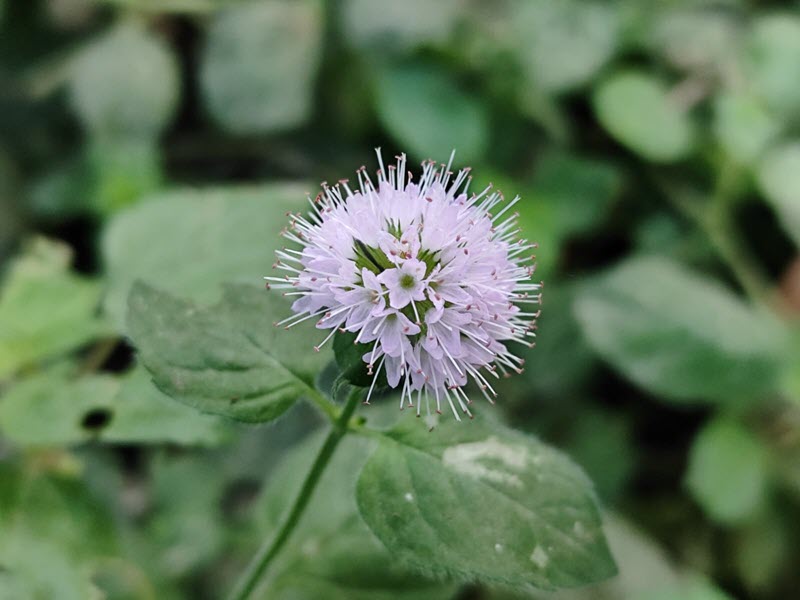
[511,0,619,94]
[593,72,694,162]
[356,414,616,590]
[745,14,800,120]
[255,433,457,600]
[86,136,162,216]
[517,285,597,400]
[485,513,683,600]
[634,577,735,600]
[102,182,309,331]
[98,0,244,12]
[573,256,786,404]
[333,330,373,388]
[0,238,108,380]
[531,151,621,237]
[69,22,179,138]
[126,282,329,423]
[0,467,118,600]
[684,417,770,525]
[200,0,323,135]
[650,8,739,72]
[0,364,230,446]
[341,0,461,53]
[713,92,780,166]
[374,63,489,165]
[147,453,227,577]
[110,366,232,445]
[757,141,800,246]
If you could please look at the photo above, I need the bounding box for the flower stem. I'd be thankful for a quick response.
[225,386,363,600]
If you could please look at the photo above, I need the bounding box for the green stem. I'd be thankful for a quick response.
[657,164,771,305]
[225,387,363,600]
[304,386,339,422]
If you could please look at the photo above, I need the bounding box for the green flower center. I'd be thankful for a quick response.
[399,273,416,290]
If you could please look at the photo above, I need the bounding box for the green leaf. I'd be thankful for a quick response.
[733,509,788,593]
[573,256,785,404]
[531,151,621,237]
[593,72,694,162]
[511,0,619,94]
[69,22,179,138]
[98,0,244,12]
[713,92,780,166]
[650,8,739,72]
[110,366,232,445]
[333,330,373,388]
[87,136,162,216]
[0,238,108,380]
[0,467,118,600]
[685,417,770,525]
[356,414,616,590]
[147,453,227,577]
[757,141,800,246]
[0,364,230,446]
[102,182,308,331]
[255,433,457,600]
[200,0,323,135]
[517,285,597,399]
[634,576,735,600]
[745,14,800,120]
[374,63,488,165]
[341,0,460,53]
[126,282,329,423]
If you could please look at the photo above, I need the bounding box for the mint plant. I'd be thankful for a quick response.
[128,152,615,599]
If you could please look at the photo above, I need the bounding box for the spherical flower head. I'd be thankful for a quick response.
[266,150,541,420]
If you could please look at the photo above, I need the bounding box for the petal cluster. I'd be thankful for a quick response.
[267,151,540,420]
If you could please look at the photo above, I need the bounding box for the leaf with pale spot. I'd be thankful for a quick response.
[356,414,616,590]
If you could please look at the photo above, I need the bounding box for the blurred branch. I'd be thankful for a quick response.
[654,163,773,306]
[78,337,119,375]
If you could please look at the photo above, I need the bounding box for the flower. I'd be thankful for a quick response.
[266,150,540,420]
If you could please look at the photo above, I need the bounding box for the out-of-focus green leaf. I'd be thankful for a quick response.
[0,238,108,380]
[102,182,308,330]
[518,286,596,399]
[713,92,780,165]
[733,509,788,593]
[28,160,91,220]
[127,282,329,423]
[650,8,740,72]
[531,151,621,237]
[634,576,735,600]
[745,14,800,120]
[147,453,227,577]
[0,467,117,600]
[510,0,619,94]
[341,0,460,53]
[69,22,179,138]
[99,0,245,12]
[356,413,616,590]
[200,0,323,135]
[593,72,694,162]
[87,137,162,216]
[253,433,457,600]
[685,417,770,525]
[374,63,488,165]
[757,141,800,246]
[564,410,635,503]
[573,256,786,404]
[0,364,230,446]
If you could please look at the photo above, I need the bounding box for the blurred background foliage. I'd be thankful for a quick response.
[1,0,800,599]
